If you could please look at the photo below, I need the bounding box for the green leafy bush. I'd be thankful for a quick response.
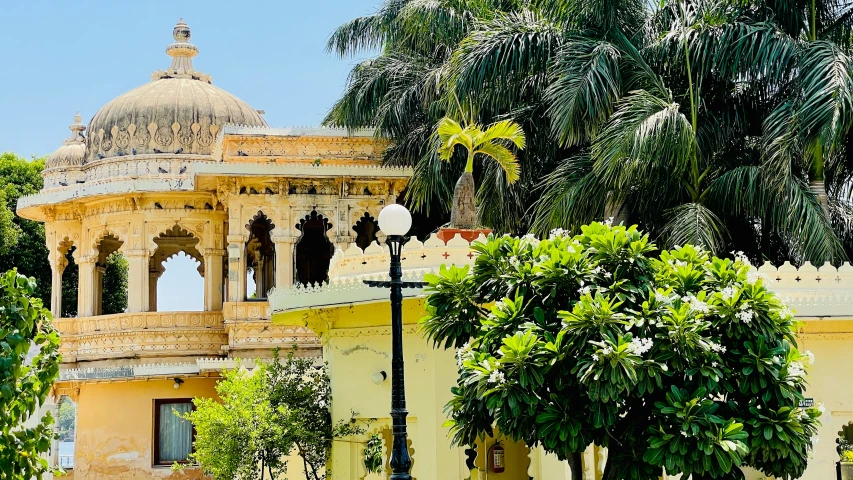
[0,269,61,479]
[421,222,821,479]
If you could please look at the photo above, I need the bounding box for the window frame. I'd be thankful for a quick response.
[153,398,195,466]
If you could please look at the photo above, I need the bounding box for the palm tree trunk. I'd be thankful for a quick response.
[450,171,478,229]
[809,179,830,217]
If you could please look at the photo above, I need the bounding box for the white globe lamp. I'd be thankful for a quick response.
[378,203,412,236]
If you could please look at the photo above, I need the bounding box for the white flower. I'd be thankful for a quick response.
[488,369,506,384]
[675,260,688,267]
[772,356,781,364]
[604,271,612,278]
[549,228,567,238]
[746,270,771,285]
[721,286,736,300]
[604,217,614,227]
[319,399,327,408]
[709,342,726,353]
[681,431,688,437]
[591,354,599,362]
[601,346,614,356]
[655,291,672,304]
[627,337,654,356]
[456,342,473,367]
[683,294,711,314]
[579,286,592,295]
[660,364,669,372]
[732,250,752,266]
[735,308,754,324]
[711,361,718,367]
[804,350,815,366]
[522,233,540,246]
[788,361,806,379]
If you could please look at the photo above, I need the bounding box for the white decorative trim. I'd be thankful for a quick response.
[192,162,412,178]
[221,125,377,137]
[757,261,853,317]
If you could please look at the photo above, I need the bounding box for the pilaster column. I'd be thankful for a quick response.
[273,237,295,290]
[50,260,66,319]
[93,265,105,316]
[125,250,151,313]
[149,269,163,312]
[227,235,247,302]
[204,249,225,311]
[77,256,97,317]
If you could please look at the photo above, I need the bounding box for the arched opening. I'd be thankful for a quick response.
[94,234,127,316]
[57,395,76,469]
[246,212,275,299]
[151,226,204,312]
[295,210,334,286]
[353,211,380,251]
[58,239,78,318]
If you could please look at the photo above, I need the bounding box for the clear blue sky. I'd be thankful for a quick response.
[0,0,379,311]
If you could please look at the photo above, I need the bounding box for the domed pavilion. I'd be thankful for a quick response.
[17,19,411,478]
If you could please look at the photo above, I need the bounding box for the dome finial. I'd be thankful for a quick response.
[67,112,85,142]
[153,19,211,82]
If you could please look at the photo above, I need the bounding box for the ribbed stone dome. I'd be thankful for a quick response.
[45,113,87,170]
[84,19,266,162]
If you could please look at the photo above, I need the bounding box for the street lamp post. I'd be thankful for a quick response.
[364,204,426,480]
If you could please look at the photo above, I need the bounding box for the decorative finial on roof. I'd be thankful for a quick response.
[65,112,86,144]
[152,19,211,83]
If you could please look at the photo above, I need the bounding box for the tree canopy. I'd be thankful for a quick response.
[326,0,853,265]
[0,269,61,480]
[421,222,821,479]
[182,349,364,480]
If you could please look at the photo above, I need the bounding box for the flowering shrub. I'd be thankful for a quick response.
[421,222,821,480]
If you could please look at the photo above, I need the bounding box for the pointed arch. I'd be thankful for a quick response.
[352,211,380,251]
[294,210,334,286]
[151,225,205,311]
[246,211,276,299]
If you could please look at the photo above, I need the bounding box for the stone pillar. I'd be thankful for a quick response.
[227,236,247,302]
[77,256,97,317]
[204,249,225,311]
[149,269,163,312]
[93,265,105,316]
[273,238,295,290]
[50,261,66,319]
[125,251,150,313]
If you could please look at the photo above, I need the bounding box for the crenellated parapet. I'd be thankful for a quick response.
[756,261,853,317]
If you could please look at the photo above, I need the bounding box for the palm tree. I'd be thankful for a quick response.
[326,0,853,264]
[437,117,525,228]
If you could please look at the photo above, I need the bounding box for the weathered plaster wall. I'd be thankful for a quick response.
[73,378,217,479]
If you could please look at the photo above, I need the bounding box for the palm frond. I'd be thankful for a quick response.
[530,153,606,235]
[477,119,526,149]
[474,142,520,183]
[326,0,408,57]
[546,39,622,147]
[661,202,727,253]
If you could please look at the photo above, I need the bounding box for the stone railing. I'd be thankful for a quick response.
[756,261,853,317]
[222,301,321,353]
[55,311,227,362]
[329,233,483,278]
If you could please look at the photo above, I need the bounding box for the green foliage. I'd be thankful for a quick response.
[101,253,128,315]
[57,398,75,441]
[842,450,853,463]
[363,433,384,474]
[326,1,853,263]
[422,222,821,479]
[182,349,365,480]
[0,269,61,480]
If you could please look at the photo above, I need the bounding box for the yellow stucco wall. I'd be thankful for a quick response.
[72,377,218,479]
[275,299,531,480]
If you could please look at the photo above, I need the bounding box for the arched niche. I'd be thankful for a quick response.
[353,212,380,251]
[295,210,334,286]
[93,232,126,316]
[58,238,78,318]
[151,225,204,311]
[246,211,276,299]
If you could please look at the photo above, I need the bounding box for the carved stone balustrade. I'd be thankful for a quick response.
[55,311,226,363]
[756,261,853,317]
[222,301,321,355]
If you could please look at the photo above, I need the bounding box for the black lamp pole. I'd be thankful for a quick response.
[364,234,426,480]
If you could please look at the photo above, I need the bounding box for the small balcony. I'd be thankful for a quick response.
[54,311,227,363]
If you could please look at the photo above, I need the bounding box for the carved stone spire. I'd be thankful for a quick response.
[65,113,86,144]
[152,19,211,83]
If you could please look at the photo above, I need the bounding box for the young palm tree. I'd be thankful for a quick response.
[436,117,525,228]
